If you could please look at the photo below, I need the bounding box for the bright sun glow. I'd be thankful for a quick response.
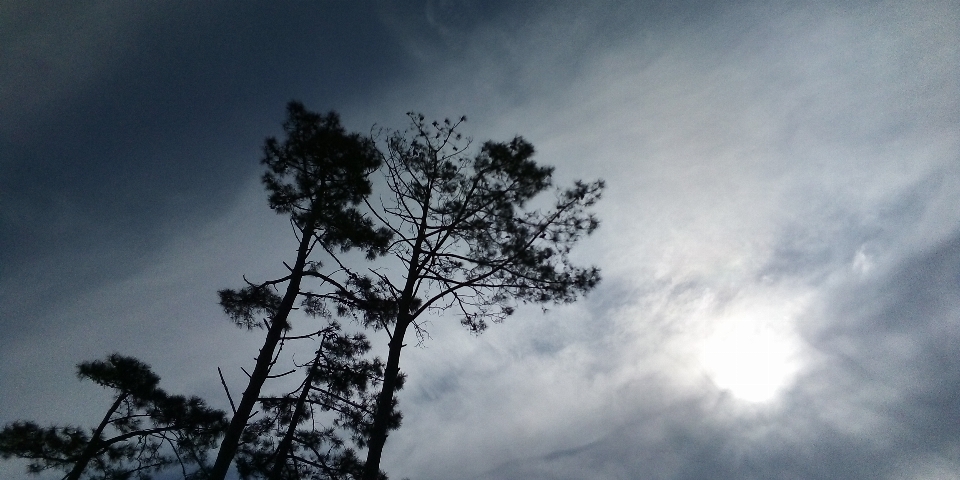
[698,303,803,403]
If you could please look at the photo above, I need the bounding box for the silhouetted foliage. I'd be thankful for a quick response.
[254,112,603,480]
[1,104,601,480]
[209,102,393,480]
[260,103,391,260]
[0,354,226,480]
[234,323,396,480]
[314,113,604,480]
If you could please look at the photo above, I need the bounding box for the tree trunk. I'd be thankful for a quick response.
[209,226,314,480]
[361,201,427,480]
[267,359,320,480]
[65,393,127,480]
[360,318,408,480]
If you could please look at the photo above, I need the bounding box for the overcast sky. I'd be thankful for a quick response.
[2,1,960,479]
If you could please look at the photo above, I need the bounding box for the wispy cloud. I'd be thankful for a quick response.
[364,1,960,478]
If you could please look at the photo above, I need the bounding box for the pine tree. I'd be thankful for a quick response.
[0,354,226,480]
[234,323,394,480]
[346,114,603,480]
[208,102,391,480]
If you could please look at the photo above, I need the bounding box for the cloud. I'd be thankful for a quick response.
[442,230,960,479]
[1,1,958,479]
[358,2,960,478]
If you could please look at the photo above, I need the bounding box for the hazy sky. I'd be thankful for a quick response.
[2,1,959,479]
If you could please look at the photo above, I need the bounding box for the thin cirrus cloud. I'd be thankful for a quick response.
[367,1,960,479]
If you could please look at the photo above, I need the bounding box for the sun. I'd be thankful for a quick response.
[697,303,803,403]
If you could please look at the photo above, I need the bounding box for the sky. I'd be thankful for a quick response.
[2,1,959,479]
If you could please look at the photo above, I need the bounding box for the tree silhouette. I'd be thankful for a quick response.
[233,323,394,480]
[1,105,602,480]
[0,354,226,480]
[208,102,392,480]
[346,114,604,479]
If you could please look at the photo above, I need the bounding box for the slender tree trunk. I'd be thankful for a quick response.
[267,359,320,480]
[360,317,408,480]
[210,226,314,480]
[66,393,127,480]
[362,197,429,480]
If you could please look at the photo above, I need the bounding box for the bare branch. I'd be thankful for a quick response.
[219,367,237,416]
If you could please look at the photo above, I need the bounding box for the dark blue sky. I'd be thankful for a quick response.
[3,3,408,311]
[2,2,959,479]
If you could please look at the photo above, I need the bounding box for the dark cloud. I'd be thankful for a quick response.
[0,2,414,336]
